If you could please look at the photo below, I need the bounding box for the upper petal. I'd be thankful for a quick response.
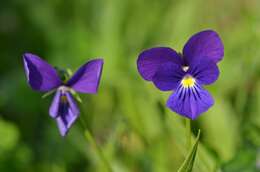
[137,47,183,81]
[188,58,219,85]
[23,53,61,92]
[166,84,214,120]
[67,59,104,94]
[183,30,224,64]
[152,63,185,91]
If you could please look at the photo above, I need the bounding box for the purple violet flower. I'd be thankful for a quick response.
[23,53,103,136]
[137,30,224,120]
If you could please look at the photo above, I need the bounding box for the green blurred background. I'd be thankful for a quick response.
[0,0,260,171]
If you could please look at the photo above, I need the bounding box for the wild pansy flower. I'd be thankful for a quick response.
[23,53,103,136]
[137,30,224,119]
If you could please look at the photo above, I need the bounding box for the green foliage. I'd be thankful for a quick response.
[222,146,258,172]
[0,119,19,153]
[178,130,200,172]
[0,0,260,171]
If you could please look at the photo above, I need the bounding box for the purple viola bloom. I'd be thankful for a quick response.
[137,30,224,120]
[23,53,103,136]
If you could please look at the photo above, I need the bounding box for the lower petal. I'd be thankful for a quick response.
[56,109,79,136]
[55,92,80,136]
[166,84,214,119]
[56,116,67,136]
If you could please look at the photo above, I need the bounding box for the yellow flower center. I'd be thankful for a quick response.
[181,76,195,88]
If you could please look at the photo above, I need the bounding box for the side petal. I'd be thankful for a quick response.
[23,53,61,91]
[49,90,61,118]
[65,92,80,117]
[188,58,219,85]
[56,93,79,136]
[183,30,224,64]
[152,63,185,91]
[166,84,214,120]
[67,59,103,94]
[137,47,183,81]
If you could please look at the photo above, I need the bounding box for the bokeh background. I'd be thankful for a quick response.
[0,0,260,171]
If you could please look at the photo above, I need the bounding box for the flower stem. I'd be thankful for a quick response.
[79,116,113,172]
[185,118,191,150]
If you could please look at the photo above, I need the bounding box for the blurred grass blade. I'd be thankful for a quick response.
[177,129,201,172]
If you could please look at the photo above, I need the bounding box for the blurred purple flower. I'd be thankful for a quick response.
[137,30,224,119]
[23,53,103,136]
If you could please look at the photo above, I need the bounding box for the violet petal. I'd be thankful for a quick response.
[49,90,61,118]
[65,92,80,119]
[23,53,61,92]
[166,84,214,120]
[137,47,183,81]
[55,92,79,136]
[188,58,220,85]
[67,59,103,94]
[183,30,224,64]
[152,63,185,91]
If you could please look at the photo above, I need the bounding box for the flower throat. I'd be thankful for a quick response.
[181,76,195,88]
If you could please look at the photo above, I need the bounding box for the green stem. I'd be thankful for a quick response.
[79,116,113,172]
[185,118,191,150]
